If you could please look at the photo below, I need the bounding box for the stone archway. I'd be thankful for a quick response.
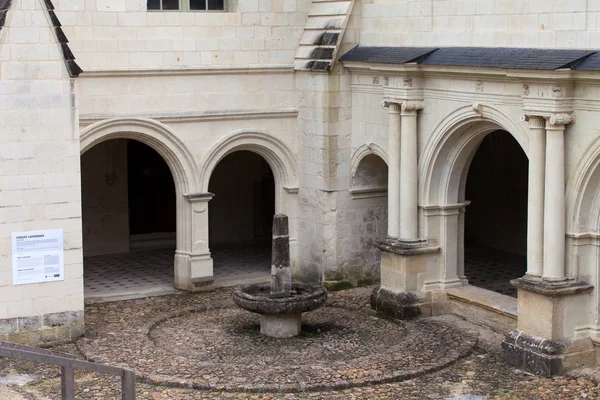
[419,105,529,290]
[80,118,201,291]
[199,130,299,271]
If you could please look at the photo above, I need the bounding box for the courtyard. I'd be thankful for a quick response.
[1,286,600,399]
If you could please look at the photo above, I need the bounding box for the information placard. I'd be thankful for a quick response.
[12,229,64,285]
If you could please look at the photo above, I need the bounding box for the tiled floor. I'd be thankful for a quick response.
[83,241,271,302]
[84,242,524,301]
[464,245,526,298]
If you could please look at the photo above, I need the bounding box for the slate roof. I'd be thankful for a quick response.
[339,46,600,71]
[573,51,600,70]
[0,0,82,78]
[338,46,438,64]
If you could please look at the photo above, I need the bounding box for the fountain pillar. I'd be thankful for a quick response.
[270,214,291,298]
[233,214,327,338]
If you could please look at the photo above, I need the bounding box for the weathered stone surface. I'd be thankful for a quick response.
[370,285,422,320]
[271,214,292,298]
[502,329,570,376]
[260,313,301,337]
[234,283,327,315]
[43,311,84,327]
[0,318,18,335]
[17,316,41,331]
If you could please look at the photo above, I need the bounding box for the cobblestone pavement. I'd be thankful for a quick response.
[2,287,600,399]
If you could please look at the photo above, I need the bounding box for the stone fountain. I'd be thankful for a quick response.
[233,214,327,337]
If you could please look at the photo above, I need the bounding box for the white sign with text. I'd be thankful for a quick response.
[12,229,64,285]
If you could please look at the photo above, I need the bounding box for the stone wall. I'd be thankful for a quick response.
[81,140,129,256]
[54,0,312,69]
[0,0,84,345]
[360,0,600,49]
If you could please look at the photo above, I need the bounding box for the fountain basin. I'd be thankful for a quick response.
[233,283,327,337]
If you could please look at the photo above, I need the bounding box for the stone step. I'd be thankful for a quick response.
[446,286,517,334]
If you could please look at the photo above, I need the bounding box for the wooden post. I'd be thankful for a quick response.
[122,369,136,400]
[61,366,75,400]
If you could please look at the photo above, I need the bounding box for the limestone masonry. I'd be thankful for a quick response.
[4,0,600,376]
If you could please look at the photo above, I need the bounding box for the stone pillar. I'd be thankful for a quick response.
[506,112,594,377]
[382,100,402,239]
[400,101,424,241]
[523,115,546,277]
[178,193,214,291]
[271,214,291,298]
[542,116,571,283]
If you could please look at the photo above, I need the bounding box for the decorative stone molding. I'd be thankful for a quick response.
[350,142,389,175]
[475,80,483,93]
[198,129,300,210]
[81,64,295,77]
[520,112,575,126]
[549,113,575,125]
[472,103,483,117]
[401,100,425,112]
[380,100,401,112]
[520,114,546,127]
[80,109,299,125]
[420,104,529,205]
[80,118,200,195]
[566,135,600,233]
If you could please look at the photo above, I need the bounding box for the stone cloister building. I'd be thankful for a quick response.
[5,0,600,376]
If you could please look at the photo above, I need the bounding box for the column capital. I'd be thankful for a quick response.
[547,113,575,126]
[520,112,575,127]
[401,100,425,113]
[520,114,546,128]
[380,100,401,112]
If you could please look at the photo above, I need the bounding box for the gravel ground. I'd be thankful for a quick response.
[1,287,600,399]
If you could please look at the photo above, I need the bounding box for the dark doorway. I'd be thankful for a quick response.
[127,140,176,236]
[208,151,275,281]
[464,130,528,297]
[81,139,177,301]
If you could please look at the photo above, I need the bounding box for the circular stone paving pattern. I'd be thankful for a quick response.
[78,303,477,392]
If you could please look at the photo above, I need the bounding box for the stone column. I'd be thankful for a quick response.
[523,115,546,277]
[542,115,573,282]
[382,100,402,239]
[400,101,424,240]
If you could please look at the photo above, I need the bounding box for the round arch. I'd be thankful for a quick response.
[567,136,600,233]
[80,118,201,264]
[80,118,200,195]
[199,130,299,212]
[350,142,389,177]
[420,105,529,206]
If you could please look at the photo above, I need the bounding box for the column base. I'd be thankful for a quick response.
[260,313,302,338]
[372,239,441,320]
[174,251,214,291]
[370,285,430,320]
[503,277,595,376]
[502,330,595,376]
